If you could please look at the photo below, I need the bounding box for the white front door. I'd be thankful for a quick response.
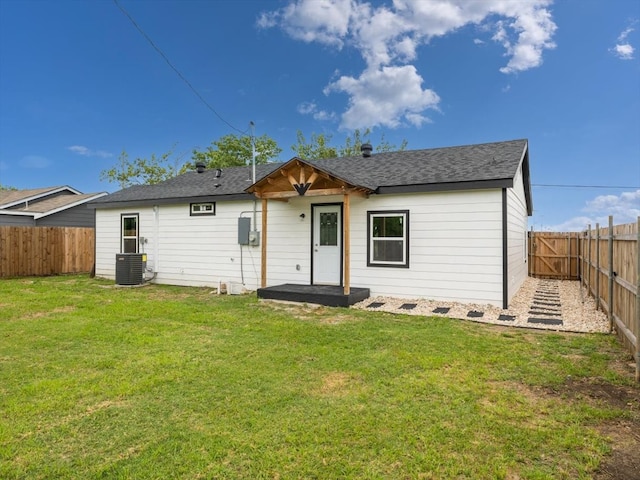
[312,205,342,285]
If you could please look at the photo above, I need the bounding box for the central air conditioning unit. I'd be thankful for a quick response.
[115,253,146,285]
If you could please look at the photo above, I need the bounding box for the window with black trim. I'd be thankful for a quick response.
[367,210,409,268]
[190,202,216,216]
[121,214,139,253]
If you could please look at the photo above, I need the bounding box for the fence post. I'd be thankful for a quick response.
[580,231,585,285]
[567,233,570,280]
[635,216,639,382]
[596,223,600,311]
[608,216,614,333]
[587,224,591,295]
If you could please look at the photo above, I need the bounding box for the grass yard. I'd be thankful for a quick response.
[1,275,639,479]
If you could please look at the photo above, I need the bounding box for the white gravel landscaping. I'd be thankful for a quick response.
[352,277,609,333]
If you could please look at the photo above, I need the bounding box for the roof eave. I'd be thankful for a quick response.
[33,192,109,218]
[375,178,514,195]
[519,142,533,215]
[88,192,256,209]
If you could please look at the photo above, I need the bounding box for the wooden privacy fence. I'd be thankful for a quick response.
[581,218,639,380]
[0,226,95,278]
[531,218,640,381]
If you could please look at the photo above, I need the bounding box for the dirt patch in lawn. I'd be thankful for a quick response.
[593,420,640,480]
[314,372,365,397]
[543,377,640,411]
[542,377,640,479]
[24,305,76,319]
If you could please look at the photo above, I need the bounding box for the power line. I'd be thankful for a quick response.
[532,184,639,189]
[112,0,248,135]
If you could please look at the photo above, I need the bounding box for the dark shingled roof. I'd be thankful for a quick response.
[90,139,531,213]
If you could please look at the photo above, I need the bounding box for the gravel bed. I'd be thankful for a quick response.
[352,277,609,333]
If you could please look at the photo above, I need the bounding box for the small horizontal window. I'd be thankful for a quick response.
[190,202,216,216]
[367,210,409,268]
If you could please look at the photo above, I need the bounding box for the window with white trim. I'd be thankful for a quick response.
[367,210,409,268]
[190,202,215,216]
[121,214,139,253]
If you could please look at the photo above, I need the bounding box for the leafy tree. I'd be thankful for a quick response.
[0,184,17,191]
[291,131,338,160]
[186,133,282,171]
[292,128,408,159]
[100,147,181,189]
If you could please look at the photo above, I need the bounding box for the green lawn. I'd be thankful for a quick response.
[1,275,637,479]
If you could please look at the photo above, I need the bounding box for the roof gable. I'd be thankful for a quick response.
[246,157,373,199]
[0,187,106,218]
[0,186,81,209]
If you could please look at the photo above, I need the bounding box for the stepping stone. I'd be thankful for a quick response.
[533,300,561,307]
[529,310,562,316]
[432,307,450,314]
[498,314,515,321]
[367,302,385,308]
[467,310,484,318]
[399,303,417,310]
[528,317,563,326]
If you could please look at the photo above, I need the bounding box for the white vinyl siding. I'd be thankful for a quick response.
[264,196,315,286]
[506,164,529,303]
[348,190,504,305]
[95,188,508,306]
[95,201,263,289]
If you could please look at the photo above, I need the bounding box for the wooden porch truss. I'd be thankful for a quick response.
[246,158,373,295]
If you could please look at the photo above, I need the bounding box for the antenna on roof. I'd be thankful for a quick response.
[250,121,258,239]
[250,121,256,184]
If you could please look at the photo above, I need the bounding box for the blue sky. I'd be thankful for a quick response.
[0,0,638,230]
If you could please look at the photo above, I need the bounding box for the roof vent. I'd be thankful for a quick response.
[196,162,206,174]
[361,143,373,157]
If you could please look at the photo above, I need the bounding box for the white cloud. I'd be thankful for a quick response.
[473,38,485,45]
[547,190,640,231]
[297,101,317,115]
[260,0,556,129]
[257,0,353,48]
[584,190,640,220]
[67,145,112,158]
[68,145,90,155]
[324,65,439,129]
[296,101,336,121]
[612,43,634,60]
[611,20,637,60]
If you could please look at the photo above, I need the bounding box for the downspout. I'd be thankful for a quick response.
[149,205,159,282]
[502,188,508,309]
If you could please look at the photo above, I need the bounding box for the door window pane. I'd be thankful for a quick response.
[320,212,338,246]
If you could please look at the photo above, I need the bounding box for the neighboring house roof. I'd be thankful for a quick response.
[89,139,532,214]
[0,186,107,219]
[0,186,82,209]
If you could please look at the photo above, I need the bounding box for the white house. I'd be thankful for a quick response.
[89,139,532,308]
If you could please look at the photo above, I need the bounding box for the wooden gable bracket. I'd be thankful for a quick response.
[249,158,372,199]
[287,166,321,196]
